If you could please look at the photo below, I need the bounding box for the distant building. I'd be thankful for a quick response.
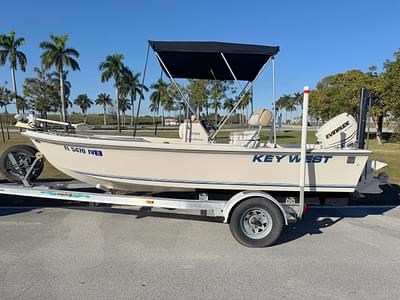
[165,118,178,126]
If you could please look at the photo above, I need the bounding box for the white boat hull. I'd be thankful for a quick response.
[23,131,371,193]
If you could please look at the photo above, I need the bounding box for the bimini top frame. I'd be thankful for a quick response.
[148,40,280,141]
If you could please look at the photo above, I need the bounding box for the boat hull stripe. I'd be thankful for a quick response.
[75,170,356,189]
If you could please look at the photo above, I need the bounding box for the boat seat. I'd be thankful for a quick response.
[229,109,272,147]
[179,119,209,143]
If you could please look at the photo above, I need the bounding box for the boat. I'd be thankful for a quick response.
[16,126,369,193]
[1,41,386,195]
[0,41,388,247]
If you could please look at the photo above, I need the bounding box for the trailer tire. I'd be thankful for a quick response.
[229,197,283,248]
[0,145,44,183]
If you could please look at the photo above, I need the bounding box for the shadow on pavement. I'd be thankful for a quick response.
[67,206,222,223]
[276,205,397,246]
[0,207,36,217]
[0,203,398,247]
[349,184,400,205]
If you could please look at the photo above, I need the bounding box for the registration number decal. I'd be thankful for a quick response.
[64,145,103,157]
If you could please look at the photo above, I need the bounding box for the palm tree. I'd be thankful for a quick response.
[223,98,235,125]
[0,31,27,113]
[50,71,72,120]
[176,101,186,124]
[150,79,170,126]
[118,97,131,126]
[149,101,158,128]
[95,93,113,125]
[74,94,93,123]
[276,94,292,124]
[0,86,13,138]
[293,92,303,120]
[120,68,148,126]
[40,34,80,122]
[16,95,29,113]
[168,83,186,122]
[210,81,228,123]
[286,96,297,124]
[51,71,71,98]
[240,90,252,123]
[99,54,127,132]
[210,99,223,123]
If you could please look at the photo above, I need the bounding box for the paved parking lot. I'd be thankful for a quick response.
[0,205,399,299]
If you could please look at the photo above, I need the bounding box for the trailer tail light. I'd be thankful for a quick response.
[303,204,308,215]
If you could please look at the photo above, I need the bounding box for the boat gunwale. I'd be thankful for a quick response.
[22,130,372,156]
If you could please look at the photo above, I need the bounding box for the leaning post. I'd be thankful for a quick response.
[298,86,309,218]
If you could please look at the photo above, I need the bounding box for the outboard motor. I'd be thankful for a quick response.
[315,113,358,149]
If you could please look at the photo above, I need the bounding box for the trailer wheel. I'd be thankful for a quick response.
[0,145,44,183]
[229,197,284,248]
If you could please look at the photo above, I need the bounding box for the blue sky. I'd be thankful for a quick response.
[1,0,399,115]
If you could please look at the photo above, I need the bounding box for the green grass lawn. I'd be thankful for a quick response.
[0,129,398,184]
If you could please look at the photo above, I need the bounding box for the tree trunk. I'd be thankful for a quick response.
[0,112,5,143]
[4,105,10,139]
[10,67,19,114]
[59,68,66,122]
[115,87,121,132]
[250,94,254,115]
[130,94,135,127]
[154,111,159,136]
[103,106,107,125]
[215,103,218,123]
[376,113,383,145]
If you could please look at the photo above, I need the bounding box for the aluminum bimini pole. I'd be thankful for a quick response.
[298,86,309,219]
[155,52,199,120]
[133,43,150,137]
[272,56,277,145]
[211,57,272,141]
[221,53,243,90]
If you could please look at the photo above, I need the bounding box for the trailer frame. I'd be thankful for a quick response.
[0,180,299,224]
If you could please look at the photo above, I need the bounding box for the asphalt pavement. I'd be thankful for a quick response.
[0,205,399,299]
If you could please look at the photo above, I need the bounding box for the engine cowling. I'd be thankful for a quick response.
[315,113,357,149]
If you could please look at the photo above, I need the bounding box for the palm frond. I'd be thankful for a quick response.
[100,69,112,82]
[64,48,79,58]
[16,51,27,71]
[15,37,25,47]
[64,56,80,71]
[41,50,58,69]
[39,41,58,51]
[0,50,8,65]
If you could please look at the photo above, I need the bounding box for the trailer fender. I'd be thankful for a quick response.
[223,191,288,225]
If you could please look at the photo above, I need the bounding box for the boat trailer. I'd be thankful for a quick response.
[0,180,301,247]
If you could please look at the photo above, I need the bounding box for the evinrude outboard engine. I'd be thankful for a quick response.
[315,113,358,149]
